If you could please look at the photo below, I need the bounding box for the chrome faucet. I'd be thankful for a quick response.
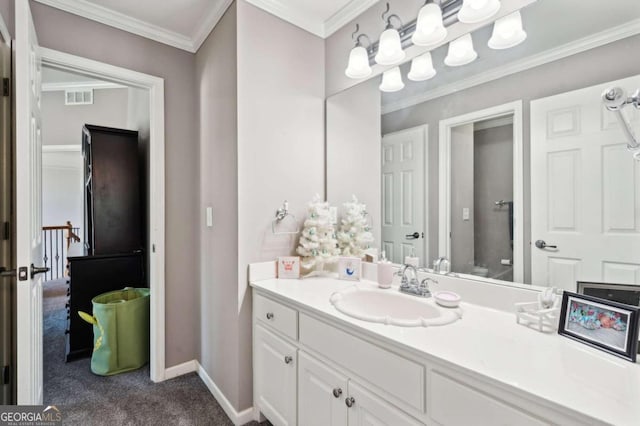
[397,264,433,298]
[433,257,450,274]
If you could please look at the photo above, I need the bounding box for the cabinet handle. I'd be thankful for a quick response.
[345,397,355,408]
[284,355,293,364]
[266,312,274,320]
[332,388,342,398]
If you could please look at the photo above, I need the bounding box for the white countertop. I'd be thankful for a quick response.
[250,277,640,426]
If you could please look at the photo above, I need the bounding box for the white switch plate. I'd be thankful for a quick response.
[206,207,213,227]
[462,207,470,221]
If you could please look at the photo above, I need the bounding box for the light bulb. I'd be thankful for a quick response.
[412,3,447,46]
[375,28,405,66]
[379,67,404,92]
[488,11,527,49]
[408,52,436,82]
[444,34,477,67]
[458,0,500,24]
[345,45,372,79]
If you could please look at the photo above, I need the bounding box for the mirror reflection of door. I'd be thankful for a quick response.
[531,75,640,290]
[449,117,514,281]
[381,126,427,265]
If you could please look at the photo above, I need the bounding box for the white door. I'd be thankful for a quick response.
[381,126,427,265]
[254,324,297,426]
[15,1,45,404]
[347,381,422,426]
[298,351,348,426]
[531,75,640,290]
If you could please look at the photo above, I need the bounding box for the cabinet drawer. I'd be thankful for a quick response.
[254,293,298,340]
[299,313,425,413]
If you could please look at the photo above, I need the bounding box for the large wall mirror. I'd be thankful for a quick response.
[326,0,640,291]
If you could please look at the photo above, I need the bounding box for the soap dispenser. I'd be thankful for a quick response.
[377,251,393,289]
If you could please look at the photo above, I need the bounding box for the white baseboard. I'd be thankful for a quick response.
[196,362,255,426]
[164,359,198,380]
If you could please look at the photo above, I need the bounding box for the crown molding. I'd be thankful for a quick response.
[33,0,196,52]
[191,0,234,51]
[382,18,640,115]
[42,80,126,92]
[324,0,379,38]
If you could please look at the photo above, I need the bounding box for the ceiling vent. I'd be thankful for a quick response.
[65,89,93,106]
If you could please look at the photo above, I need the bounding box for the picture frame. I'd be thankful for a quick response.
[558,291,640,362]
[277,256,300,279]
[338,257,361,281]
[577,281,640,307]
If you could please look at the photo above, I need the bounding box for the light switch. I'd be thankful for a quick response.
[206,207,213,227]
[462,207,470,221]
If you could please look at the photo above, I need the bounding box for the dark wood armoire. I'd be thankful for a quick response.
[65,125,147,361]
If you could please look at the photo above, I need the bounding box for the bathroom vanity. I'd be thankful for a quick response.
[250,263,640,426]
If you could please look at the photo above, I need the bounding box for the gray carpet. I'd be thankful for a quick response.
[43,279,269,426]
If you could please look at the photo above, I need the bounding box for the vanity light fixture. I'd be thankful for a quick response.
[379,67,405,92]
[374,3,406,66]
[412,2,447,47]
[457,0,501,24]
[444,33,477,66]
[408,52,436,81]
[345,25,373,79]
[488,11,527,49]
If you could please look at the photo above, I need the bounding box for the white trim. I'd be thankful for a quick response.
[438,101,524,283]
[33,0,195,52]
[0,6,10,45]
[382,19,640,115]
[245,0,324,37]
[42,80,126,92]
[324,0,379,38]
[473,115,514,131]
[197,362,255,426]
[191,0,234,52]
[164,360,198,380]
[39,47,167,383]
[42,144,81,152]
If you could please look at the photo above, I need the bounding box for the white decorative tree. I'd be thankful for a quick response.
[296,194,340,274]
[337,195,374,258]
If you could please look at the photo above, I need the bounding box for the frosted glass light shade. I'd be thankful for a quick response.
[412,3,447,46]
[458,0,501,24]
[488,11,527,49]
[408,52,436,82]
[444,34,477,67]
[345,46,372,79]
[379,67,404,92]
[375,28,405,65]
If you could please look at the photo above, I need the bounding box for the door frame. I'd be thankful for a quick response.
[40,47,166,382]
[438,100,524,283]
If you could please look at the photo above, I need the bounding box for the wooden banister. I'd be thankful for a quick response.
[42,221,81,249]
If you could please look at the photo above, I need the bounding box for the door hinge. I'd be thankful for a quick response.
[2,221,8,240]
[2,365,9,385]
[2,78,9,97]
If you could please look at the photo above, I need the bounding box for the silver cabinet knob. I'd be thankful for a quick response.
[332,388,342,398]
[266,312,274,320]
[345,397,355,408]
[284,355,293,364]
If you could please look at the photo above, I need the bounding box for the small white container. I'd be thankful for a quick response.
[377,251,393,289]
[434,291,461,308]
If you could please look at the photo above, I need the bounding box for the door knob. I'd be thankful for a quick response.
[535,240,557,250]
[332,388,342,398]
[30,263,50,279]
[284,355,293,364]
[405,232,420,240]
[345,397,355,408]
[0,267,15,278]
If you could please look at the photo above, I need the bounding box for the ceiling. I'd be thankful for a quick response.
[33,0,378,52]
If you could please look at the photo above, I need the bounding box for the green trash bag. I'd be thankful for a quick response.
[78,287,150,376]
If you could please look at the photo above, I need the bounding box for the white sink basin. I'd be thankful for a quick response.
[329,287,462,327]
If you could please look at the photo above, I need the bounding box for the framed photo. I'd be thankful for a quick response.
[558,291,640,362]
[338,257,361,281]
[277,256,300,279]
[577,281,640,307]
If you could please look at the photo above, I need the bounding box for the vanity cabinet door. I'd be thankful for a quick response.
[347,381,424,426]
[298,351,348,426]
[254,324,297,426]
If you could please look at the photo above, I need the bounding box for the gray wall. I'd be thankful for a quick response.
[25,0,200,367]
[450,124,474,273]
[196,1,240,410]
[42,88,129,146]
[326,77,381,246]
[382,34,640,283]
